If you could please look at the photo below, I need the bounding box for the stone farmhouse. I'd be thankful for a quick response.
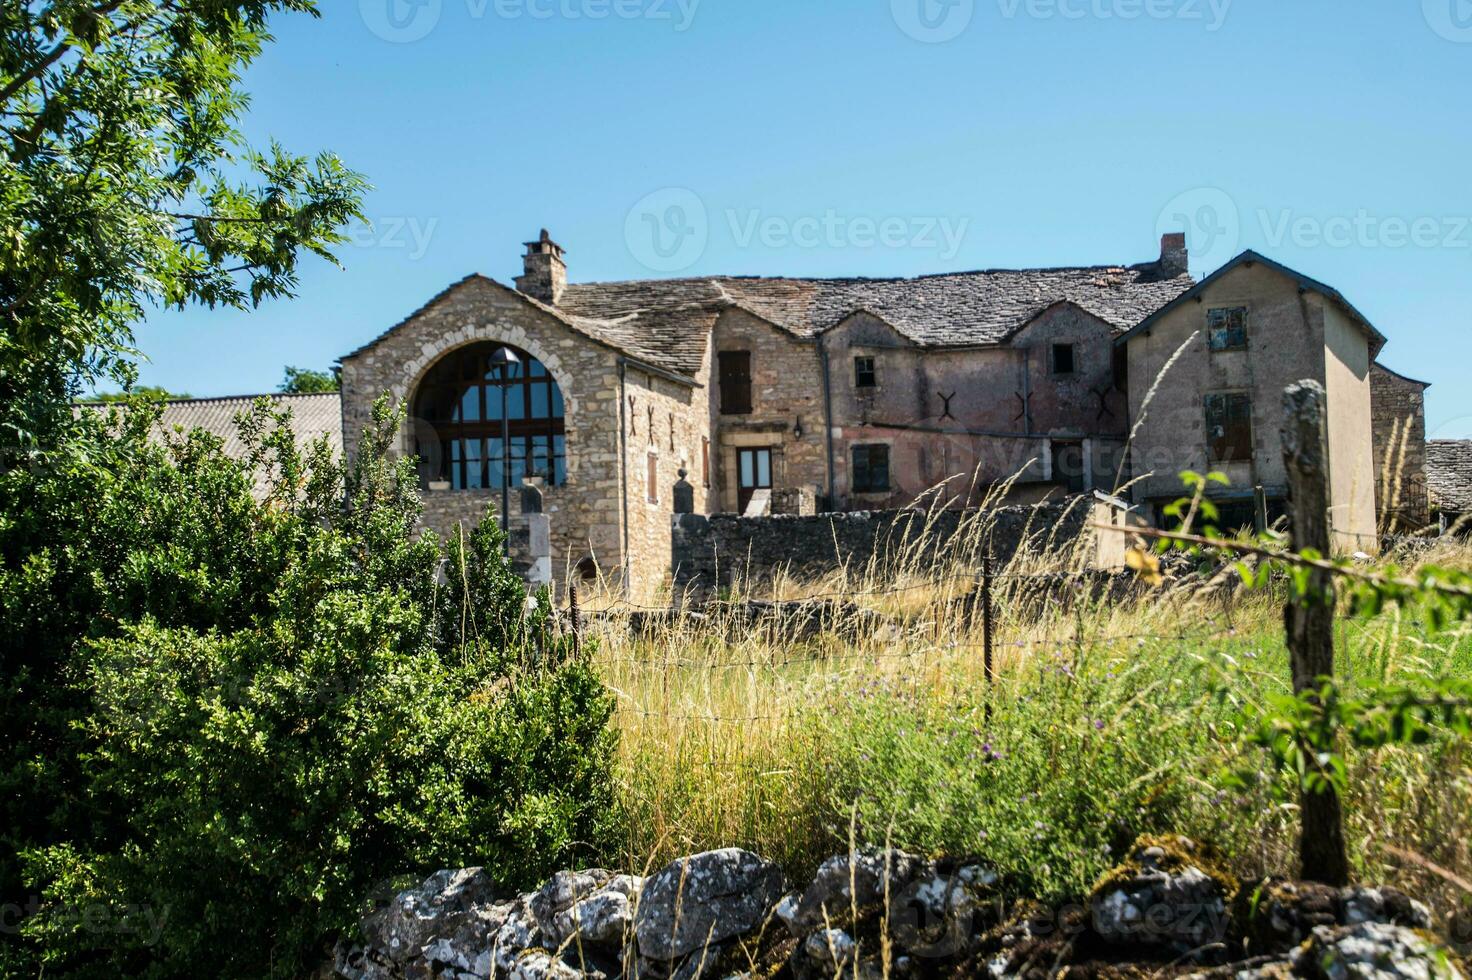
[145,229,1442,594]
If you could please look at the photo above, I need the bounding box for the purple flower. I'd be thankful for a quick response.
[1094,719,1106,731]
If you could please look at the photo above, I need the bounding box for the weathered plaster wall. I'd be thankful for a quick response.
[1322,302,1377,550]
[1124,263,1328,505]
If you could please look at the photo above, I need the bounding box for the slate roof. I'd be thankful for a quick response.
[83,392,343,496]
[558,261,1193,370]
[1426,440,1472,514]
[348,257,1193,383]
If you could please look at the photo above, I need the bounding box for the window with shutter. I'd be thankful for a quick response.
[717,351,752,415]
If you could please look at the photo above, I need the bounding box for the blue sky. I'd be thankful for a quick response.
[130,0,1472,436]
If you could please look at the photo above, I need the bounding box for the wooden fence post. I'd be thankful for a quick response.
[982,552,995,724]
[1280,379,1350,886]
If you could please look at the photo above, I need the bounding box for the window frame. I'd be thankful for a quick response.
[1207,306,1250,353]
[1204,391,1253,463]
[717,350,753,415]
[1051,342,1076,376]
[412,343,567,491]
[854,355,877,389]
[850,443,892,495]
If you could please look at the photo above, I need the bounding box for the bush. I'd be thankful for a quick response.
[0,398,617,978]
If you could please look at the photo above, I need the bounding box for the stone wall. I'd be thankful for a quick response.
[1370,362,1429,527]
[671,499,1091,593]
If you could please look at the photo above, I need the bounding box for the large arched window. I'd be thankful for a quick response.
[413,343,567,490]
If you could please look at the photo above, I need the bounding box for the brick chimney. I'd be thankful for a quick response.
[1159,232,1188,277]
[515,229,567,305]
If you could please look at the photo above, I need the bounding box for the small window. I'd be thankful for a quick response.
[1052,343,1076,375]
[1205,392,1253,462]
[854,356,877,388]
[701,437,710,487]
[646,453,659,504]
[1208,307,1248,351]
[851,444,891,494]
[717,351,752,415]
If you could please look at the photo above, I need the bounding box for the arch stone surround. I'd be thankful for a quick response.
[339,277,625,583]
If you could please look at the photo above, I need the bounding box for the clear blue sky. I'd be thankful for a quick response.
[130,0,1472,436]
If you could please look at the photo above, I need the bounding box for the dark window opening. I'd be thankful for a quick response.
[575,556,599,582]
[1052,343,1076,375]
[1205,392,1253,462]
[1111,345,1128,390]
[851,444,891,494]
[413,343,566,490]
[718,350,752,415]
[1208,307,1249,352]
[854,356,877,388]
[701,437,710,487]
[1050,440,1086,493]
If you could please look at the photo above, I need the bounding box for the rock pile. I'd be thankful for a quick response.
[327,838,1465,980]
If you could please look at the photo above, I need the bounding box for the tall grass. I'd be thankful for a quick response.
[582,511,1472,931]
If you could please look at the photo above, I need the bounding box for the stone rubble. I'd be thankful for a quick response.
[327,838,1465,980]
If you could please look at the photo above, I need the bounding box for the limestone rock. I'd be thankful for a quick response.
[508,948,585,980]
[789,849,926,933]
[362,868,500,967]
[635,848,785,961]
[1295,921,1463,980]
[1091,836,1234,950]
[529,870,614,941]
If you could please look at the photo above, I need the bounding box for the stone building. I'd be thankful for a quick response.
[1116,251,1400,552]
[1369,363,1431,532]
[337,230,1206,595]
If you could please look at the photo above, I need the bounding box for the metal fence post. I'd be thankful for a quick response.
[569,582,581,659]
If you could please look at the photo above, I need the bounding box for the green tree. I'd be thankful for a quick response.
[0,1,365,450]
[279,364,339,393]
[80,385,191,403]
[0,399,618,977]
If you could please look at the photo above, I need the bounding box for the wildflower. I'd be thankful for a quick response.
[1094,719,1106,731]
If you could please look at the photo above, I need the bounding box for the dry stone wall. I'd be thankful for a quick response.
[671,499,1089,593]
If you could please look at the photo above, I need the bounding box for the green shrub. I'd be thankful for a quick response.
[0,398,617,978]
[808,643,1255,900]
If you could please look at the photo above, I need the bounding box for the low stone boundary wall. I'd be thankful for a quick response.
[671,498,1094,593]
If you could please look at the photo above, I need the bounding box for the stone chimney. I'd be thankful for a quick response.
[1159,232,1188,277]
[514,229,567,305]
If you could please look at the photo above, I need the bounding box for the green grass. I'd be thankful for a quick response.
[590,542,1472,934]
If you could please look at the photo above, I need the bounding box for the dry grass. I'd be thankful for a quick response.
[575,502,1472,936]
